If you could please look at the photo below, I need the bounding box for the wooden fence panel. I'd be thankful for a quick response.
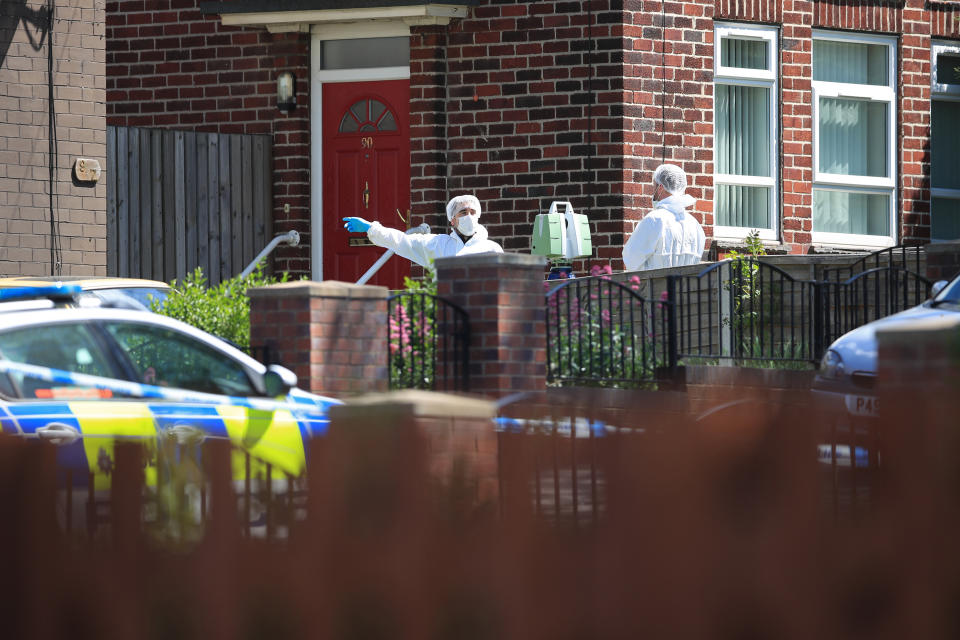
[106,126,273,285]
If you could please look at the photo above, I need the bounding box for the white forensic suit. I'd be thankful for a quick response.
[622,194,705,272]
[366,221,503,269]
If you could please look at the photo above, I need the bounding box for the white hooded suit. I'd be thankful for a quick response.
[366,221,503,269]
[622,193,705,272]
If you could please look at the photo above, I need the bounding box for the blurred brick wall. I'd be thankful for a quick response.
[0,0,107,276]
[925,240,960,283]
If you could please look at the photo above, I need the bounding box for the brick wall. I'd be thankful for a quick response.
[925,240,960,283]
[900,3,932,245]
[0,0,107,276]
[106,0,960,280]
[409,0,631,266]
[622,0,715,247]
[105,1,311,274]
[780,1,814,253]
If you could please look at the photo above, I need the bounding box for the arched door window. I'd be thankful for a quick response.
[338,99,398,133]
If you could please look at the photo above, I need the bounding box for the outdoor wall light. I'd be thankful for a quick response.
[277,71,296,112]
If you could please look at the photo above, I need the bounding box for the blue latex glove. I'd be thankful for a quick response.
[342,217,371,233]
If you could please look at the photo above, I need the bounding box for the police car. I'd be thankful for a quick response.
[0,285,338,506]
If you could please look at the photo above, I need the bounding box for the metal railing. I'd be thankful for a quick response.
[821,244,926,283]
[545,246,935,387]
[387,292,470,392]
[817,266,933,352]
[544,276,671,387]
[672,258,820,365]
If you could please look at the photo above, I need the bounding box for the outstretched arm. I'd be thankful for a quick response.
[367,222,440,268]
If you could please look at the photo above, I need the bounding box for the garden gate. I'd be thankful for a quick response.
[387,291,470,392]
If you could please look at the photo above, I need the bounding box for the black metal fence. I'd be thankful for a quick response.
[671,259,821,366]
[545,247,934,387]
[544,276,671,387]
[387,292,470,392]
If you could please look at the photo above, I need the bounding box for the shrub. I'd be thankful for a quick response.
[151,266,290,354]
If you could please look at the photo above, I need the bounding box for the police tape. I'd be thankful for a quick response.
[0,359,333,413]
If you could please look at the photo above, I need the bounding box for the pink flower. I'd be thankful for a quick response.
[656,290,668,310]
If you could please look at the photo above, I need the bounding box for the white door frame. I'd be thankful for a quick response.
[309,28,411,282]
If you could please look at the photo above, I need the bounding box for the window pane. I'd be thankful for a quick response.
[321,37,409,70]
[716,84,770,177]
[721,37,767,70]
[932,198,960,241]
[818,98,888,177]
[369,100,386,122]
[378,111,397,131]
[350,100,367,123]
[813,190,890,235]
[0,324,116,399]
[338,114,359,133]
[936,53,960,85]
[105,322,257,397]
[716,184,770,228]
[813,40,888,85]
[932,100,960,190]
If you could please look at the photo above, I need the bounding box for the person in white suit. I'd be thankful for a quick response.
[622,164,705,272]
[343,195,503,269]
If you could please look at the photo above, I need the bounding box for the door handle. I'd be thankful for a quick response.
[36,422,81,446]
[362,181,370,209]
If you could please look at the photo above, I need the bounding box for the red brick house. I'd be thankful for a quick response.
[105,0,960,288]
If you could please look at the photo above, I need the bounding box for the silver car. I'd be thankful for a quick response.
[812,272,960,419]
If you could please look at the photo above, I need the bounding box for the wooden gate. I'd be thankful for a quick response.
[106,126,273,286]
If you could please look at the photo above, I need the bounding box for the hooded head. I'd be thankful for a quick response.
[446,195,482,222]
[446,195,482,237]
[653,164,687,196]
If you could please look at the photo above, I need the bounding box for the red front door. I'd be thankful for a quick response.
[322,80,411,289]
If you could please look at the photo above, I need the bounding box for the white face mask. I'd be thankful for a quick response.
[456,213,479,236]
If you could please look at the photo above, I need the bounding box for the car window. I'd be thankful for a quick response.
[93,287,168,310]
[0,323,117,399]
[103,321,257,397]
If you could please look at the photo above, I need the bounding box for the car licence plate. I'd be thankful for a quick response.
[844,394,879,417]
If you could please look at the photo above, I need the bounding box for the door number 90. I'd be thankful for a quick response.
[361,137,374,148]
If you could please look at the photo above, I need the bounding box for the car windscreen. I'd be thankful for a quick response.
[934,275,960,304]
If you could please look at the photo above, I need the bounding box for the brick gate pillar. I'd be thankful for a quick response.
[248,281,389,397]
[434,253,547,399]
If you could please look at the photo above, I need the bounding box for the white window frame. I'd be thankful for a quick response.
[811,30,897,248]
[930,40,960,242]
[713,23,779,242]
[932,41,960,98]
